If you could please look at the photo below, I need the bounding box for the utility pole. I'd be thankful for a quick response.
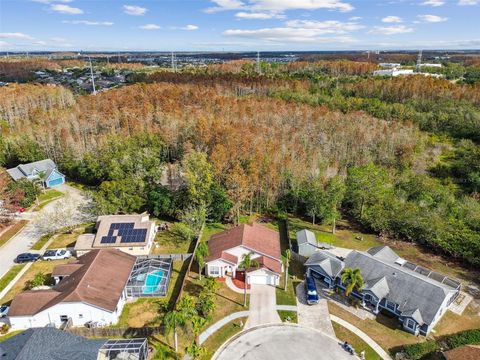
[88,56,97,95]
[171,51,176,72]
[416,49,423,70]
[256,51,261,74]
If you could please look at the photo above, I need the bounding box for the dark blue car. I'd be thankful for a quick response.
[305,275,319,305]
[15,253,40,263]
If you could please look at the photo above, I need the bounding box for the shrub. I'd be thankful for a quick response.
[402,341,439,360]
[445,328,480,349]
[0,324,10,334]
[24,272,46,290]
[171,222,195,242]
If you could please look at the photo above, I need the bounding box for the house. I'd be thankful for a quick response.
[379,63,401,68]
[6,159,65,188]
[205,223,283,286]
[8,249,136,330]
[296,229,333,257]
[74,213,157,256]
[373,68,415,77]
[0,327,148,360]
[444,345,480,360]
[304,246,460,335]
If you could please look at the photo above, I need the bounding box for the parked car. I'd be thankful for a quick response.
[14,253,41,263]
[0,305,9,318]
[42,249,72,261]
[305,275,319,305]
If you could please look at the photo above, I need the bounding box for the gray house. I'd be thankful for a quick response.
[296,229,333,257]
[305,246,461,335]
[7,159,65,188]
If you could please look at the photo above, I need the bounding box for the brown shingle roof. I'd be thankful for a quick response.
[254,256,282,274]
[51,263,84,277]
[206,223,281,264]
[9,249,136,316]
[444,345,480,360]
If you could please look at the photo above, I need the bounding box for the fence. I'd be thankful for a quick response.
[67,325,164,339]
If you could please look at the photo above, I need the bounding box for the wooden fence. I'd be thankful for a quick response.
[68,325,164,338]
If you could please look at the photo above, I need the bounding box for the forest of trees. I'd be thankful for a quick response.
[0,59,479,266]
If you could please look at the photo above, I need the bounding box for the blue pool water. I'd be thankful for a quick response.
[142,270,166,294]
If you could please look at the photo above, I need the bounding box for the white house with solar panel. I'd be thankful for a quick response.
[74,213,157,256]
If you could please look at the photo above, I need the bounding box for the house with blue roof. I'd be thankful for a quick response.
[6,159,65,188]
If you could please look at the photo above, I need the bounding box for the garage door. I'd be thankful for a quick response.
[249,274,277,285]
[47,177,64,187]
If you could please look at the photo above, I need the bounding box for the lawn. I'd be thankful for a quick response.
[31,233,53,250]
[31,189,64,211]
[433,302,480,336]
[328,302,420,351]
[47,223,94,249]
[0,264,26,295]
[0,259,70,304]
[0,220,28,248]
[278,310,298,323]
[0,330,23,342]
[153,222,193,254]
[201,317,247,359]
[287,216,382,251]
[200,222,226,243]
[332,322,382,360]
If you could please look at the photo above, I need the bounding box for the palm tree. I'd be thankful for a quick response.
[195,241,209,280]
[191,315,207,343]
[163,310,185,353]
[238,252,259,307]
[284,249,291,291]
[341,268,364,297]
[185,341,207,359]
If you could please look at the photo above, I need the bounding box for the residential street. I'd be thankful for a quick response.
[0,185,88,278]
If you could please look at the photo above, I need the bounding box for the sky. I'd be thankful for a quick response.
[0,0,479,51]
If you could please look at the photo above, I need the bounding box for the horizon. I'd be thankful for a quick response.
[1,0,479,52]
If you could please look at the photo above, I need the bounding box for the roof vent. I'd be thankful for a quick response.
[394,257,407,266]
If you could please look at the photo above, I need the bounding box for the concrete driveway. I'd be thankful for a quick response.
[245,284,281,328]
[214,324,357,360]
[296,281,335,337]
[0,185,89,278]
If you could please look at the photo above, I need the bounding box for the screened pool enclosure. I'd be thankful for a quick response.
[98,338,148,360]
[125,256,172,297]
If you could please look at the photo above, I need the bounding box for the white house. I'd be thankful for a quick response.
[8,249,136,330]
[373,68,415,77]
[205,223,283,286]
[74,213,157,256]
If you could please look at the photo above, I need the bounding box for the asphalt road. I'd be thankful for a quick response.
[0,185,88,278]
[214,325,357,360]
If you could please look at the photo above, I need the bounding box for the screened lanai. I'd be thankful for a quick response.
[125,256,172,298]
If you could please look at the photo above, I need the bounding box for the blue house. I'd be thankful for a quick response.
[304,246,461,336]
[6,159,65,188]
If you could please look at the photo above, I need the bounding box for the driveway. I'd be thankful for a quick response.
[0,185,89,278]
[245,284,281,328]
[296,281,335,337]
[214,324,357,360]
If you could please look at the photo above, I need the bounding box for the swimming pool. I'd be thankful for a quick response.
[142,270,166,295]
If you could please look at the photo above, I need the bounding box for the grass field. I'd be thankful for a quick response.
[332,322,382,360]
[31,233,53,251]
[0,264,26,296]
[201,317,247,359]
[31,189,64,212]
[278,310,298,323]
[0,221,28,248]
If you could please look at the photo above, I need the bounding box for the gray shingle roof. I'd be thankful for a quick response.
[367,246,400,262]
[297,229,317,247]
[0,327,105,360]
[6,159,57,181]
[345,249,458,326]
[305,251,344,278]
[364,276,390,300]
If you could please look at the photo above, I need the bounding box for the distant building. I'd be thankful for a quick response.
[379,63,401,68]
[74,213,157,256]
[8,249,136,330]
[304,246,461,335]
[6,159,65,188]
[373,68,415,77]
[418,63,442,68]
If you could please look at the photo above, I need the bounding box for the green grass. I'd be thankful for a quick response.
[0,264,26,296]
[200,222,226,242]
[278,310,298,323]
[201,317,247,359]
[332,322,382,360]
[0,221,28,248]
[0,330,23,342]
[31,233,53,250]
[32,189,64,212]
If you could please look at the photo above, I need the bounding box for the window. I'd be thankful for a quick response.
[385,300,396,312]
[210,266,220,276]
[78,314,83,319]
[405,318,417,330]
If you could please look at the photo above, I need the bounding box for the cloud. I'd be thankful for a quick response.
[50,4,83,14]
[421,0,445,6]
[31,0,72,3]
[349,16,362,21]
[224,19,362,43]
[62,20,114,26]
[139,24,161,30]
[458,0,478,5]
[207,0,354,13]
[381,16,402,23]
[418,14,448,22]
[182,24,199,30]
[0,32,34,40]
[369,25,414,35]
[235,11,285,19]
[0,41,10,47]
[123,5,147,16]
